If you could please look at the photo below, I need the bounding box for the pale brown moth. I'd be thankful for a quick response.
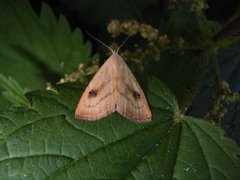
[75,36,152,122]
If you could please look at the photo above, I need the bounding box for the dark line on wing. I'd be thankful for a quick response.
[84,90,115,108]
[92,77,111,92]
[118,80,145,109]
[118,92,144,109]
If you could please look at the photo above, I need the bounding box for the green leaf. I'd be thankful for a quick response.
[0,0,93,90]
[0,74,29,107]
[0,77,239,179]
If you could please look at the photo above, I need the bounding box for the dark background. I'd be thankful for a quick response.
[28,0,240,30]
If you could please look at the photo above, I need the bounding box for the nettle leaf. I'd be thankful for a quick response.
[0,74,29,107]
[0,0,92,90]
[0,77,239,179]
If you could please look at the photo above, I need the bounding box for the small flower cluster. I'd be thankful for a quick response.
[206,80,240,122]
[169,0,207,15]
[107,19,185,71]
[190,0,207,14]
[46,62,99,91]
[58,63,99,84]
[46,82,58,93]
[107,19,159,41]
[170,37,185,54]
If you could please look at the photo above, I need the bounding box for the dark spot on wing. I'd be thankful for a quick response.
[88,90,98,97]
[133,91,141,100]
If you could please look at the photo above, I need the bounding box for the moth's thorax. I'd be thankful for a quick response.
[109,52,123,62]
[107,52,122,73]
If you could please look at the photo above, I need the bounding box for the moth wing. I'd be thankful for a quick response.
[75,58,116,121]
[115,55,152,122]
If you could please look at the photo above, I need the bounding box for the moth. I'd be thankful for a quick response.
[75,37,152,122]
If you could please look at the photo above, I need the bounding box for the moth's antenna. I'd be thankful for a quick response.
[117,35,131,53]
[86,31,114,54]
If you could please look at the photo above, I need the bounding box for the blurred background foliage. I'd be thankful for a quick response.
[0,0,240,144]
